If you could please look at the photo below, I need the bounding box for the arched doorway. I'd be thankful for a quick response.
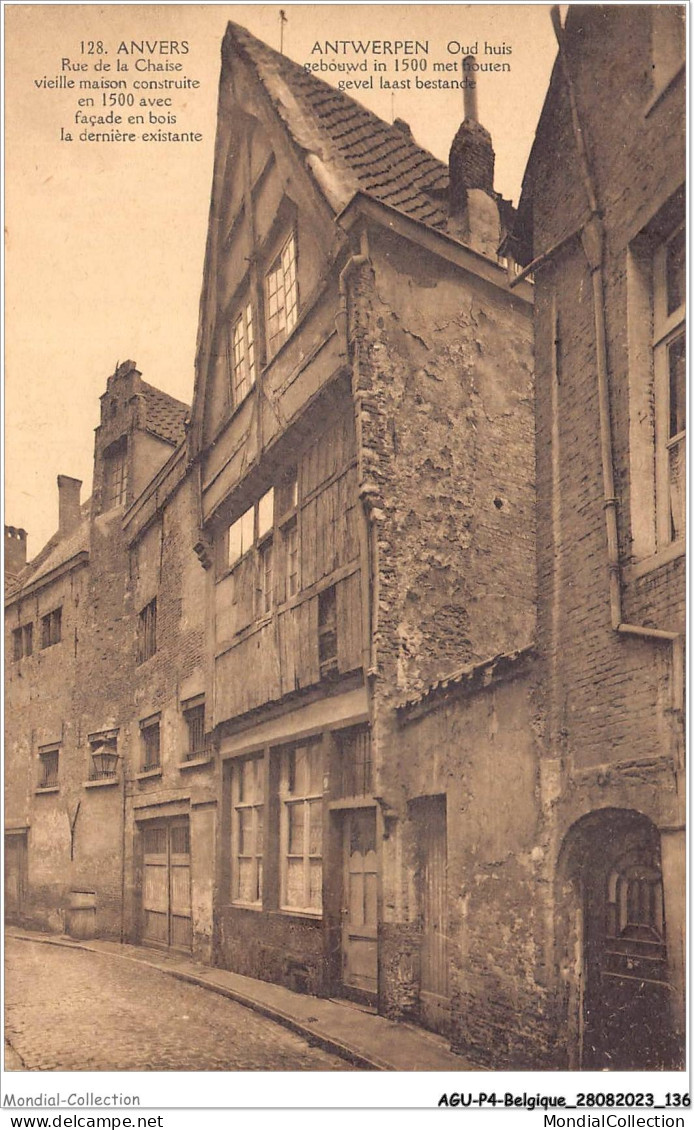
[556,809,677,1070]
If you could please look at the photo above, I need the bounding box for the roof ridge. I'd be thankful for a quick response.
[224,20,450,230]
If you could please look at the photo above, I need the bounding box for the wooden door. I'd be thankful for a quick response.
[141,819,191,951]
[583,843,673,1069]
[4,832,27,922]
[415,796,449,1033]
[341,808,378,1000]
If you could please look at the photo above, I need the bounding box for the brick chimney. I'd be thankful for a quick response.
[5,526,27,575]
[448,60,501,257]
[58,475,82,537]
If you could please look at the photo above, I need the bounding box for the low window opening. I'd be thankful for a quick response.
[140,719,161,772]
[183,703,206,761]
[137,598,157,664]
[39,748,59,789]
[41,608,62,650]
[336,727,372,797]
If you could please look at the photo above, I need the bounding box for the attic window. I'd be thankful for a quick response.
[229,302,256,407]
[265,232,298,356]
[103,438,128,510]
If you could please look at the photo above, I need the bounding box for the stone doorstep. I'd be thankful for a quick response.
[5,928,478,1072]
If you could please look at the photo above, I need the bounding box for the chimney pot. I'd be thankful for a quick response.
[5,526,28,575]
[57,475,82,537]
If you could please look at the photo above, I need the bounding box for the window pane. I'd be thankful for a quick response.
[286,858,304,906]
[308,799,322,855]
[239,807,253,855]
[237,858,255,902]
[668,333,686,437]
[288,803,304,854]
[308,745,323,794]
[309,860,322,909]
[666,228,685,315]
[258,488,274,538]
[241,508,254,552]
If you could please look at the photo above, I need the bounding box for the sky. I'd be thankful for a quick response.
[4,2,559,554]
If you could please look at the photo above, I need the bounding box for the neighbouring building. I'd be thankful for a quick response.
[4,8,685,1072]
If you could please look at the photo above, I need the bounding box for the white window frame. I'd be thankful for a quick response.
[265,232,298,357]
[653,224,685,549]
[279,743,323,915]
[231,755,264,907]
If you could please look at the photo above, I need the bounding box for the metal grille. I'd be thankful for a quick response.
[183,705,206,760]
[141,722,161,771]
[137,599,157,664]
[39,750,59,788]
[337,727,372,797]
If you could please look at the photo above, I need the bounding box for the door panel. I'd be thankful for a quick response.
[583,838,673,1069]
[413,795,449,1034]
[4,833,27,922]
[141,819,192,952]
[341,808,378,998]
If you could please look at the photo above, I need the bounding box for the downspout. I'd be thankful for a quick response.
[335,230,380,677]
[550,7,683,754]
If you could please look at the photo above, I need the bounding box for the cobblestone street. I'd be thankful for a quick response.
[5,938,351,1071]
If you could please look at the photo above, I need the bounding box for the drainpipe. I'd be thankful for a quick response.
[335,230,380,676]
[550,5,683,744]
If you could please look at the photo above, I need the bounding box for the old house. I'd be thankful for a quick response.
[509,5,685,1070]
[4,9,685,1073]
[4,362,193,942]
[186,20,534,1020]
[388,3,685,1073]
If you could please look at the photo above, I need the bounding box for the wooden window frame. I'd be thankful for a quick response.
[653,224,685,549]
[228,301,256,408]
[265,231,298,357]
[183,703,206,761]
[140,717,161,772]
[40,608,62,650]
[103,439,128,510]
[231,755,264,907]
[38,747,60,789]
[318,586,338,678]
[279,742,323,915]
[137,598,157,665]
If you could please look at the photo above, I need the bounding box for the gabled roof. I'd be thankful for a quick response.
[225,21,450,230]
[9,500,91,599]
[140,382,189,446]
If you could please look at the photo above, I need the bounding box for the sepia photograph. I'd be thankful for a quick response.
[3,0,687,1104]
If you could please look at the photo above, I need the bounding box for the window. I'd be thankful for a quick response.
[336,727,372,797]
[183,702,206,761]
[227,507,255,569]
[257,540,274,616]
[283,521,299,599]
[103,440,128,509]
[38,748,59,789]
[232,756,264,905]
[279,742,323,913]
[13,623,33,661]
[318,586,338,677]
[654,224,685,546]
[140,717,161,772]
[265,232,298,356]
[277,471,300,601]
[41,608,62,649]
[229,302,256,407]
[137,598,157,664]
